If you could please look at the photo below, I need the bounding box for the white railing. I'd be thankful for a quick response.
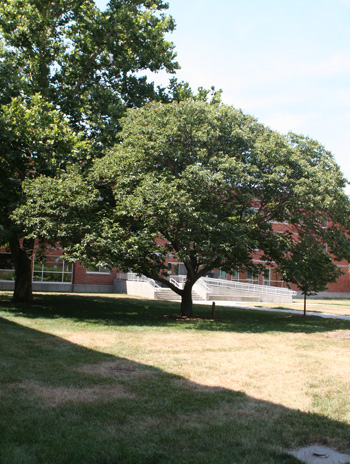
[125,272,161,292]
[195,278,209,292]
[122,272,186,291]
[169,277,183,289]
[200,277,297,297]
[193,278,210,300]
[120,272,296,298]
[169,275,186,285]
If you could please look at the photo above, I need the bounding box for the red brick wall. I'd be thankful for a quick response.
[73,262,117,285]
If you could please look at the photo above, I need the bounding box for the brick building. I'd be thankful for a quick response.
[1,241,350,299]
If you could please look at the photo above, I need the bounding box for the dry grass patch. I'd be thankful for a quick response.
[51,328,350,415]
[77,360,153,378]
[250,299,350,316]
[327,330,350,339]
[5,380,135,406]
[60,331,123,349]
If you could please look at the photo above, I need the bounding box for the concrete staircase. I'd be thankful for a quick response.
[119,273,296,304]
[155,288,203,302]
[208,294,261,302]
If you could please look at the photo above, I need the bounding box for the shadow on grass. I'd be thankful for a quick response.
[1,316,350,464]
[1,291,350,335]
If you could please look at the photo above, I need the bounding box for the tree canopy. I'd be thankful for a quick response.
[16,100,350,315]
[0,93,89,302]
[0,0,178,145]
[0,0,179,302]
[279,233,343,316]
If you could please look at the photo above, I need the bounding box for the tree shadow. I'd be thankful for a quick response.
[1,316,350,464]
[1,291,350,335]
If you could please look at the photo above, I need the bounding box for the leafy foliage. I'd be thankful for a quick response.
[16,100,350,314]
[0,0,178,146]
[279,235,343,316]
[0,94,89,243]
[0,0,179,302]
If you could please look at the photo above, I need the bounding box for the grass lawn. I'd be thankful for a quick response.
[1,292,350,463]
[248,299,350,317]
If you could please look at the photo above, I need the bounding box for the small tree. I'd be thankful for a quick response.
[17,100,350,316]
[279,236,343,316]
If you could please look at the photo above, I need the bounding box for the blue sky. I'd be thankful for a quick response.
[95,0,350,191]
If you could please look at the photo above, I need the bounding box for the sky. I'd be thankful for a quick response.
[95,0,350,192]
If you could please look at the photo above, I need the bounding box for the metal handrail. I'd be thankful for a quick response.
[169,277,182,289]
[126,273,160,291]
[169,275,186,284]
[193,278,210,300]
[123,273,296,297]
[200,277,296,296]
[195,278,210,292]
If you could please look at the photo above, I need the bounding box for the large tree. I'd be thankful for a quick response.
[0,0,178,302]
[0,93,89,302]
[16,100,350,316]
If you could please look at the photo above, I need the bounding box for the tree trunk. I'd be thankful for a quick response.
[180,283,193,317]
[9,238,34,304]
[303,293,307,317]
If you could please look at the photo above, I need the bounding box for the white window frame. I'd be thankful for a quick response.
[32,255,73,283]
[263,268,271,286]
[167,262,186,276]
[86,265,111,275]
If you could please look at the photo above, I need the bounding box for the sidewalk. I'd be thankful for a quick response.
[194,300,350,321]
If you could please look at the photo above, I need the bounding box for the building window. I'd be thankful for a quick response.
[231,269,239,280]
[33,255,73,283]
[0,253,15,281]
[208,269,228,279]
[168,262,186,276]
[263,268,270,286]
[86,265,110,274]
[219,269,227,279]
[246,270,258,284]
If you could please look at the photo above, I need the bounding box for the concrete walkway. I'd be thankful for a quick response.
[288,445,350,464]
[194,300,350,321]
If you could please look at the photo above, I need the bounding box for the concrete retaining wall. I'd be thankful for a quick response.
[114,280,126,293]
[0,281,113,294]
[259,293,293,304]
[204,286,292,303]
[207,293,292,304]
[200,284,293,303]
[0,281,74,293]
[124,281,155,299]
[193,282,209,300]
[0,281,14,291]
[72,284,114,293]
[35,283,73,292]
[295,291,350,299]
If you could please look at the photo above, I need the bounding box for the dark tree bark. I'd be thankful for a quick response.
[180,282,193,317]
[9,238,34,304]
